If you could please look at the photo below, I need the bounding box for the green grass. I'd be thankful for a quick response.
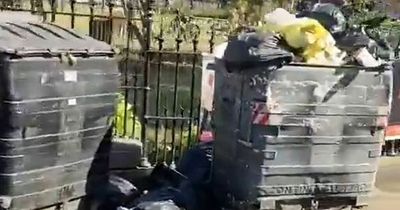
[26,2,227,52]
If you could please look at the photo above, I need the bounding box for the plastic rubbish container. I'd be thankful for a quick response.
[0,21,119,210]
[206,54,392,210]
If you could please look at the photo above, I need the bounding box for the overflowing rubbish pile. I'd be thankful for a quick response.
[263,8,346,65]
[88,141,215,210]
[214,5,390,68]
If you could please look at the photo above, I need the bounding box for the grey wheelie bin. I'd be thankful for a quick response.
[206,54,393,209]
[0,21,119,209]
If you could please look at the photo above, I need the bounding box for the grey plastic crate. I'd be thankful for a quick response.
[208,55,392,209]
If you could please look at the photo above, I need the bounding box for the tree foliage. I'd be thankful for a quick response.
[344,0,400,51]
[227,0,302,35]
[120,0,149,51]
[229,0,263,29]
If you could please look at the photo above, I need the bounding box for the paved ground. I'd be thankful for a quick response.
[366,157,400,210]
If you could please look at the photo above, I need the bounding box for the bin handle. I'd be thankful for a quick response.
[60,52,77,66]
[288,62,391,72]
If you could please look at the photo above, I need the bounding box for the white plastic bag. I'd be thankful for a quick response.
[354,48,381,67]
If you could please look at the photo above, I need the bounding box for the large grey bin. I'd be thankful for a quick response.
[208,55,392,209]
[0,21,119,210]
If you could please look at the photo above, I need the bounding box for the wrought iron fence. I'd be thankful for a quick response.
[0,0,227,167]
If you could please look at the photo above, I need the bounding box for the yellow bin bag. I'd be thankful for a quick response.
[264,9,345,65]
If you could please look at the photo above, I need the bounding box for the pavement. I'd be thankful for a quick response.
[366,157,400,210]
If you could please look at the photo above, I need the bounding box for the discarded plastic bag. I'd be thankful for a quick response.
[115,94,142,138]
[354,47,381,67]
[87,175,140,210]
[263,8,346,65]
[136,201,180,210]
[213,32,293,68]
[118,200,180,210]
[263,8,298,28]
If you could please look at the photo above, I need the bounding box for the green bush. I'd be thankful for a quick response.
[159,0,229,19]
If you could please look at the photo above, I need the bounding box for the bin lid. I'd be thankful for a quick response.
[0,21,114,55]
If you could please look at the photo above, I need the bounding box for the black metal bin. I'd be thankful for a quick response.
[0,21,119,210]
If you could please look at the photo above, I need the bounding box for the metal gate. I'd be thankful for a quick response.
[0,0,223,168]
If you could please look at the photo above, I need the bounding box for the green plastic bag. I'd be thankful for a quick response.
[115,94,142,139]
